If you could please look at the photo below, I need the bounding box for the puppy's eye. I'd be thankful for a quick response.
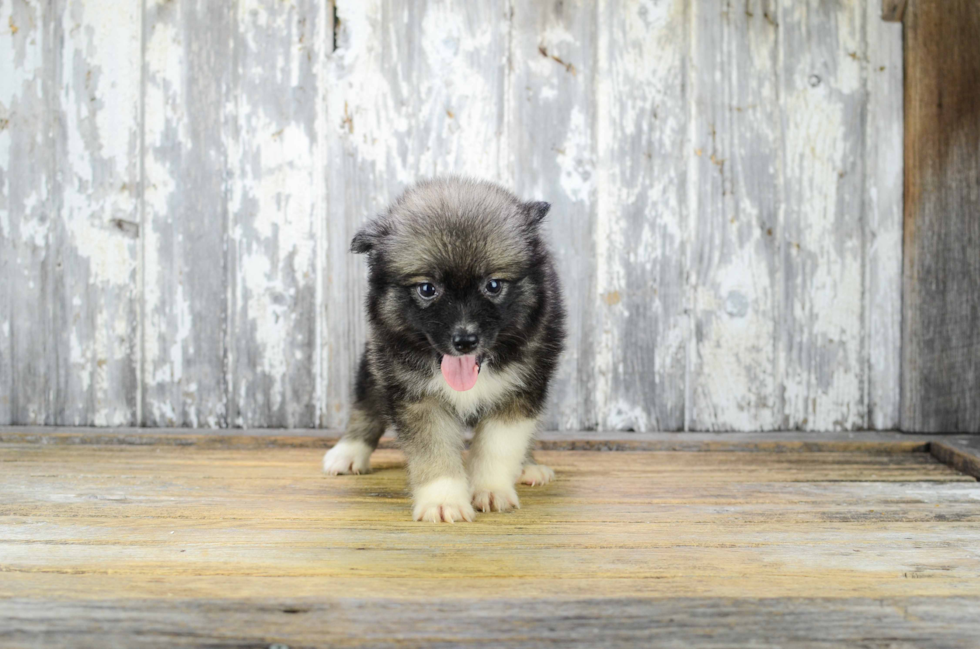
[485,279,503,295]
[417,283,438,299]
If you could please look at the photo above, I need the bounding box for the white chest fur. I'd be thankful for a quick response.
[426,364,525,419]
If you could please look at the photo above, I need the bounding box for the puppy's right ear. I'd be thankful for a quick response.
[523,201,551,228]
[350,219,389,254]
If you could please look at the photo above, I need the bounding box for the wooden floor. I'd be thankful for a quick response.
[3,432,980,648]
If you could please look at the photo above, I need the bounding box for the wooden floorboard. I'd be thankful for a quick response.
[1,433,980,647]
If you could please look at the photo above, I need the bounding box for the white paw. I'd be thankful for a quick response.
[471,485,520,512]
[322,438,373,475]
[519,463,555,486]
[413,477,475,523]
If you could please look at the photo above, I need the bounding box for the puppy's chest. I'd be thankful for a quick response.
[426,365,523,419]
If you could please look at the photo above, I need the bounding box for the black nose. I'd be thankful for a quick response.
[452,332,479,353]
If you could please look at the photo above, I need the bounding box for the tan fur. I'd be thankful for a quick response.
[397,397,468,489]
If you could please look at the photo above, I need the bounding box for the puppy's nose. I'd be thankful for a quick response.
[452,332,479,354]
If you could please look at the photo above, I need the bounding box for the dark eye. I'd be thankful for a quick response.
[417,283,437,299]
[485,279,503,295]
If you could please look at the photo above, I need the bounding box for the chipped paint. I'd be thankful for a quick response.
[230,0,322,427]
[778,0,867,431]
[556,106,594,204]
[1,0,903,432]
[864,3,903,430]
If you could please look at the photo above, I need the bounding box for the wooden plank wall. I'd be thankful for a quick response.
[0,0,904,432]
[901,0,980,433]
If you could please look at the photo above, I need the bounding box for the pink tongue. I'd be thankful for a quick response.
[441,355,480,392]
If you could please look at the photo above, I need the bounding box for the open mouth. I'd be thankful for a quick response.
[439,353,483,392]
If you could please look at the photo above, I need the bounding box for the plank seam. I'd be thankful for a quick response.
[314,2,333,429]
[137,0,147,427]
[682,0,695,433]
[861,0,872,429]
[773,0,787,429]
[0,429,941,454]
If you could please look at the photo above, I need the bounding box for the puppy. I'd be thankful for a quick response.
[322,177,565,522]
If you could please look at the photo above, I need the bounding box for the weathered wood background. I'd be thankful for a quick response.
[0,0,904,431]
[901,0,980,433]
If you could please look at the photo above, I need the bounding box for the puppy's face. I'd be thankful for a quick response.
[396,258,521,363]
[353,180,550,386]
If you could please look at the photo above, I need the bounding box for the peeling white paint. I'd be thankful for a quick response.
[594,0,689,431]
[330,1,413,189]
[864,4,903,430]
[0,0,904,431]
[557,106,594,204]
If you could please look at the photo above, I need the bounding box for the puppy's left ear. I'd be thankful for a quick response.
[524,201,551,228]
[350,218,390,254]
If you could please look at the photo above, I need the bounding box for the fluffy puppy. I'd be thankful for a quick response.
[322,177,565,522]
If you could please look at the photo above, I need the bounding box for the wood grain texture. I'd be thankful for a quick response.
[901,0,980,433]
[0,1,141,426]
[0,0,53,425]
[0,0,910,432]
[3,596,980,649]
[142,0,232,427]
[595,0,688,431]
[865,3,904,430]
[54,0,142,426]
[931,438,980,480]
[689,0,780,430]
[1,440,979,646]
[779,0,868,430]
[228,0,325,427]
[0,426,944,453]
[687,0,903,432]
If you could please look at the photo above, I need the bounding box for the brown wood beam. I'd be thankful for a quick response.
[902,0,980,432]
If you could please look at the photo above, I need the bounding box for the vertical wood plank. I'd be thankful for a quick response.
[0,0,140,426]
[142,0,233,427]
[54,0,142,425]
[0,0,53,424]
[414,1,509,180]
[902,0,980,432]
[689,0,780,431]
[865,4,903,430]
[321,0,509,429]
[594,0,688,431]
[778,0,867,430]
[228,0,325,428]
[509,0,598,430]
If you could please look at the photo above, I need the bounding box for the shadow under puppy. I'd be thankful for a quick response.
[323,177,566,522]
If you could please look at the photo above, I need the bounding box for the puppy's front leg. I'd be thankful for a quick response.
[398,399,474,523]
[468,416,538,513]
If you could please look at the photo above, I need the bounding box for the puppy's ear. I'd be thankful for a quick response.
[524,201,551,228]
[350,219,389,254]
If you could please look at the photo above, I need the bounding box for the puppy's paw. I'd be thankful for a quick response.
[519,463,555,486]
[471,485,520,513]
[322,438,373,475]
[413,477,475,523]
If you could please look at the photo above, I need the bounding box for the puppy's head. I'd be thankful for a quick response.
[353,177,551,391]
